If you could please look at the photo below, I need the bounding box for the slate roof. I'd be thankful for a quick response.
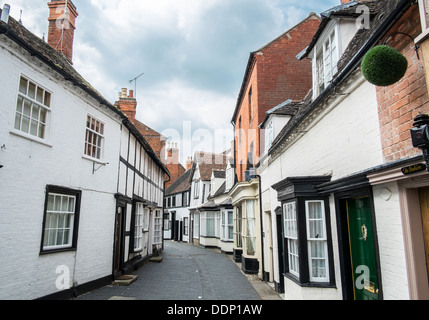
[259,98,309,128]
[0,9,169,176]
[165,169,192,196]
[190,152,228,182]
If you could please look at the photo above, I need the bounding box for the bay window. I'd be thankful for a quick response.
[273,176,334,286]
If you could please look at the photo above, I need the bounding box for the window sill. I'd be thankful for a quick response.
[81,154,107,165]
[283,272,336,288]
[40,247,76,255]
[10,129,53,147]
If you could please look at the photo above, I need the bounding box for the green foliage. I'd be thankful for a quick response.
[361,45,408,86]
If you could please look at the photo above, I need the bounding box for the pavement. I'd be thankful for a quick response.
[75,241,282,301]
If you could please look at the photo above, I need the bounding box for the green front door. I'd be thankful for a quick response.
[347,197,380,300]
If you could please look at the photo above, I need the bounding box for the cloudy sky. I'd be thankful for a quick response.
[3,0,338,161]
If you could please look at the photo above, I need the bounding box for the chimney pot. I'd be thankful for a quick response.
[1,4,10,23]
[129,90,134,99]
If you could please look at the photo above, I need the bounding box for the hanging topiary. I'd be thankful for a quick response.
[361,45,408,86]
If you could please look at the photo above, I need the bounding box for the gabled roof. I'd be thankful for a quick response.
[189,152,228,182]
[0,10,169,176]
[259,99,307,128]
[300,1,381,60]
[165,169,192,196]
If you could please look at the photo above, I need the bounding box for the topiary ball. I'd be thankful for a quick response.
[361,45,408,86]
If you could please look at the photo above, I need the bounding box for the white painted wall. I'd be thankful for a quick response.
[0,39,122,299]
[372,182,410,300]
[260,74,384,299]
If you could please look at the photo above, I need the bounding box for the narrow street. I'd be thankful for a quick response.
[75,241,280,300]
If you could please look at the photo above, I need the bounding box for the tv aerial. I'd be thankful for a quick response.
[129,72,144,99]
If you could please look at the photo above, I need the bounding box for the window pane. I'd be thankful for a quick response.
[62,196,69,212]
[19,77,28,94]
[49,213,58,228]
[21,115,30,133]
[38,124,46,139]
[30,119,38,136]
[68,197,75,212]
[54,195,61,211]
[44,92,51,108]
[16,96,23,113]
[23,99,31,116]
[36,87,44,103]
[47,195,55,211]
[31,104,40,121]
[28,82,36,99]
[14,113,21,130]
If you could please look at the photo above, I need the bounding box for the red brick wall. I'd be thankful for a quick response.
[234,15,320,181]
[47,0,78,63]
[376,6,429,162]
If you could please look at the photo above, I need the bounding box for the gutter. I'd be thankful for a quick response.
[269,0,413,155]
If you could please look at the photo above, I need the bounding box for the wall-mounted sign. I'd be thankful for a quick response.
[401,163,427,175]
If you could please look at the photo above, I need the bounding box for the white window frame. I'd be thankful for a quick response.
[184,217,189,236]
[84,114,105,160]
[13,75,51,143]
[153,210,162,244]
[194,181,200,199]
[284,201,299,277]
[222,210,234,241]
[305,200,329,283]
[313,22,340,97]
[134,203,144,251]
[193,212,200,239]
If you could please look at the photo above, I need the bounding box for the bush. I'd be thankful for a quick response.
[361,45,408,86]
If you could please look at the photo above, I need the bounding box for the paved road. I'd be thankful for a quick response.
[76,241,262,300]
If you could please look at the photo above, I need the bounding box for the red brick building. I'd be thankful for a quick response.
[231,13,321,181]
[375,4,429,162]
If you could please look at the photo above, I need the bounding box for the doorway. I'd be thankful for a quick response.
[419,187,429,282]
[346,197,380,300]
[113,205,125,278]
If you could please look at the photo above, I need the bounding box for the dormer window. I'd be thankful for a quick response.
[314,25,339,97]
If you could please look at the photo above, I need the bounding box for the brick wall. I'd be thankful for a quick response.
[234,14,320,181]
[47,0,78,63]
[376,5,429,163]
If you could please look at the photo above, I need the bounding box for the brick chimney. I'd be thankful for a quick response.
[186,157,193,170]
[115,88,137,123]
[166,143,180,165]
[47,0,78,64]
